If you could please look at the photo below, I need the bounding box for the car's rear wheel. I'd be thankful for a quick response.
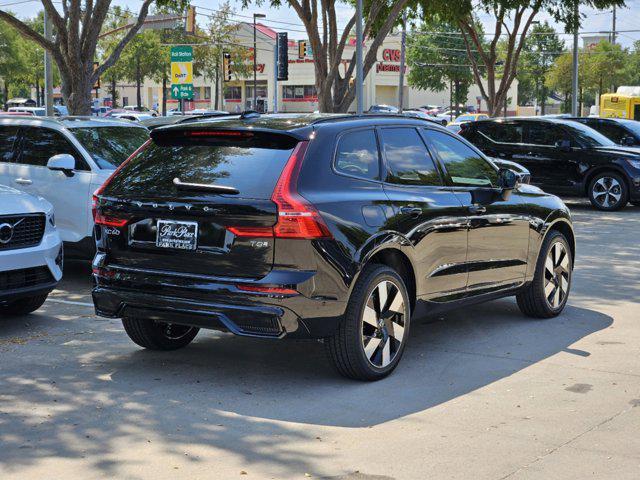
[122,316,199,350]
[588,172,628,211]
[326,264,411,381]
[0,294,49,316]
[517,230,572,318]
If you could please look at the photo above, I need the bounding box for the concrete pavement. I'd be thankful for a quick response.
[1,200,639,479]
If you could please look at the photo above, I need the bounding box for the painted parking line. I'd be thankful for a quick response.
[46,298,94,307]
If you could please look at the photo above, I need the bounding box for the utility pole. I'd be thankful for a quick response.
[612,6,617,45]
[355,0,364,114]
[571,0,579,116]
[253,13,266,111]
[398,11,407,113]
[43,10,53,116]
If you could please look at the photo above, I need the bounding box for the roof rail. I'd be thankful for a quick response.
[240,110,261,120]
[309,113,414,126]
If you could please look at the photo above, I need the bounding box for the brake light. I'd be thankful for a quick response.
[236,284,298,295]
[271,141,331,239]
[186,130,253,138]
[227,226,274,237]
[92,139,151,220]
[94,213,129,227]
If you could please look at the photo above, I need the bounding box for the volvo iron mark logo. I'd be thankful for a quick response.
[0,218,24,244]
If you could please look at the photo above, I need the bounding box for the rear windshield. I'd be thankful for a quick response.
[103,141,295,199]
[71,126,149,169]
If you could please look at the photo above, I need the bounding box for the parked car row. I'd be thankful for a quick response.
[459,117,640,210]
[7,109,640,380]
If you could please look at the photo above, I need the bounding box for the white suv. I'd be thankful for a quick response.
[0,117,149,258]
[0,184,62,315]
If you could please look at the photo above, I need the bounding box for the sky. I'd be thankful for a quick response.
[3,0,640,48]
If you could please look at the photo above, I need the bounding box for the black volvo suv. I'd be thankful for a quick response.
[92,114,575,380]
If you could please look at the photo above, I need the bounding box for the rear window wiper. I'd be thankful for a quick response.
[173,177,239,195]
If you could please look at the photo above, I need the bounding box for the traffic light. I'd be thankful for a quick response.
[185,6,196,34]
[223,52,232,81]
[277,32,289,81]
[298,40,306,59]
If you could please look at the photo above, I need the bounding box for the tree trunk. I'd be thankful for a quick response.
[35,78,40,106]
[162,73,167,116]
[136,55,142,108]
[63,63,93,116]
[541,85,547,115]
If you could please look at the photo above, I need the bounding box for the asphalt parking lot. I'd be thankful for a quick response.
[1,200,639,480]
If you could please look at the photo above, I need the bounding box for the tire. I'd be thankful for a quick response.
[122,316,199,351]
[326,264,411,381]
[0,294,48,316]
[517,230,572,319]
[588,171,629,211]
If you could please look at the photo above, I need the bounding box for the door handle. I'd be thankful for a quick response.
[468,204,487,215]
[400,206,422,216]
[15,178,32,185]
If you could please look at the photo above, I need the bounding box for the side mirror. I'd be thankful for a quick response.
[622,136,636,146]
[498,168,518,190]
[555,139,572,152]
[47,154,76,177]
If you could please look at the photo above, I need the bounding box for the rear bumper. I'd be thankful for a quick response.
[91,265,347,339]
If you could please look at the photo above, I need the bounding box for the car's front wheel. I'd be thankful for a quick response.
[326,264,411,381]
[0,294,49,316]
[122,317,199,350]
[517,230,572,318]
[588,172,628,211]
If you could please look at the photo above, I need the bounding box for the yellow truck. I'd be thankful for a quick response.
[600,87,640,120]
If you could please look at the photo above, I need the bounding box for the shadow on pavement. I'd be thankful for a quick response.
[0,297,612,475]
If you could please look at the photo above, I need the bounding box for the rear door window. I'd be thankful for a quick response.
[0,126,20,162]
[425,130,498,187]
[334,129,380,180]
[104,138,295,199]
[524,123,567,146]
[476,122,524,144]
[379,127,441,186]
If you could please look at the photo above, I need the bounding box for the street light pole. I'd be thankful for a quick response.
[253,13,266,111]
[355,0,364,114]
[571,0,579,116]
[398,11,407,113]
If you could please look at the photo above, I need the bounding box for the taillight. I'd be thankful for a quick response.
[226,141,331,240]
[227,226,274,237]
[92,139,151,220]
[235,284,298,295]
[94,213,129,227]
[271,141,331,239]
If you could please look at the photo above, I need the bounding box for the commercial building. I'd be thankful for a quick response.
[91,22,518,114]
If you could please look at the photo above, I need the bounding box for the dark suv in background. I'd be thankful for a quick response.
[460,117,640,210]
[568,117,640,146]
[92,114,575,380]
